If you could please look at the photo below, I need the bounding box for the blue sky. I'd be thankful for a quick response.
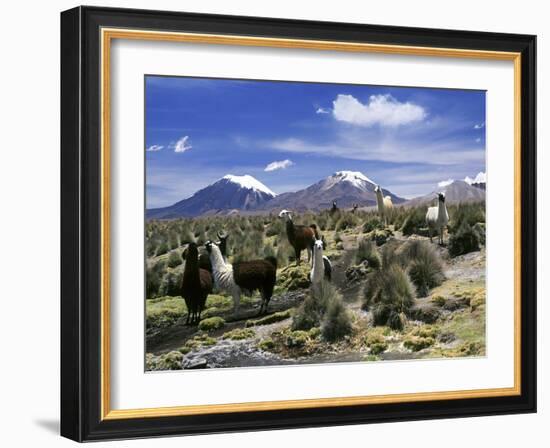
[145,76,486,208]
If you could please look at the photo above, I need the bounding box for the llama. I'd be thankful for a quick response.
[278,209,317,265]
[198,230,228,274]
[375,185,393,226]
[330,201,339,215]
[426,192,449,245]
[351,203,359,214]
[310,238,332,297]
[205,241,277,315]
[180,242,213,325]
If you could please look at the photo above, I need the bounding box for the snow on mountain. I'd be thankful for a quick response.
[464,172,486,185]
[256,170,405,212]
[223,174,277,197]
[146,174,276,219]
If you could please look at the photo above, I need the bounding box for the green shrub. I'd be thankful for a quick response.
[167,251,182,268]
[365,332,388,355]
[355,238,381,269]
[159,271,182,297]
[448,202,485,234]
[363,264,415,330]
[473,222,486,246]
[448,222,480,257]
[156,241,169,256]
[321,293,353,342]
[400,207,427,236]
[362,217,383,233]
[292,295,322,331]
[198,316,226,332]
[336,213,360,231]
[399,240,445,296]
[146,261,165,299]
[293,281,352,342]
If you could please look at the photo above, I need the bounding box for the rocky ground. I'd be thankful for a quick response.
[146,225,486,371]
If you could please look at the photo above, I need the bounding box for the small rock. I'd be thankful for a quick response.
[183,358,208,369]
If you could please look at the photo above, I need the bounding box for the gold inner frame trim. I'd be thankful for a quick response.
[100,27,522,421]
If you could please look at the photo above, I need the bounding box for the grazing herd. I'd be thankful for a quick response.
[177,186,449,326]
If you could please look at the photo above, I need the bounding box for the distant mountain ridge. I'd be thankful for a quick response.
[406,179,485,207]
[146,174,276,219]
[146,170,406,219]
[255,171,405,212]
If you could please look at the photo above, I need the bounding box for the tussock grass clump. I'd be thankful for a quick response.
[159,271,182,297]
[167,250,182,268]
[146,261,166,299]
[362,216,383,233]
[398,240,445,296]
[448,222,480,257]
[363,264,415,330]
[448,202,485,234]
[365,330,388,355]
[400,207,427,236]
[322,295,353,342]
[355,238,381,269]
[292,281,353,342]
[335,213,360,231]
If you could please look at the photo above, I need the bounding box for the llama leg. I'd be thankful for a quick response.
[295,248,301,265]
[232,289,241,315]
[307,247,312,264]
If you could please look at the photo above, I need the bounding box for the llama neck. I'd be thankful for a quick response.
[312,246,324,274]
[437,200,447,220]
[376,190,384,209]
[286,219,295,239]
[209,246,228,273]
[183,252,199,280]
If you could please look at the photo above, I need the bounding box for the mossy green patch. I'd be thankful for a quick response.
[404,336,435,351]
[222,328,256,340]
[430,295,446,307]
[258,338,275,351]
[146,296,186,331]
[146,350,183,371]
[198,316,225,332]
[246,309,292,327]
[277,264,310,291]
[285,330,310,348]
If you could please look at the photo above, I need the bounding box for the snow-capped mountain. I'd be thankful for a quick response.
[256,170,405,212]
[464,172,486,190]
[146,174,276,219]
[407,179,485,206]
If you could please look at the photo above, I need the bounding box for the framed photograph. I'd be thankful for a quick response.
[60,6,536,442]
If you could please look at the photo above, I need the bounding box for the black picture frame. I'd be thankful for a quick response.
[61,5,536,442]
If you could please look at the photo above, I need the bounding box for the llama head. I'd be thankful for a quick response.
[278,209,292,221]
[313,239,324,254]
[438,192,446,203]
[181,241,198,260]
[374,185,381,193]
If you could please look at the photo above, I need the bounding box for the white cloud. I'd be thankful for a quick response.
[146,144,163,152]
[438,178,454,188]
[268,137,484,166]
[475,137,481,143]
[316,107,329,114]
[264,159,294,172]
[332,94,426,127]
[474,122,485,129]
[172,135,192,153]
